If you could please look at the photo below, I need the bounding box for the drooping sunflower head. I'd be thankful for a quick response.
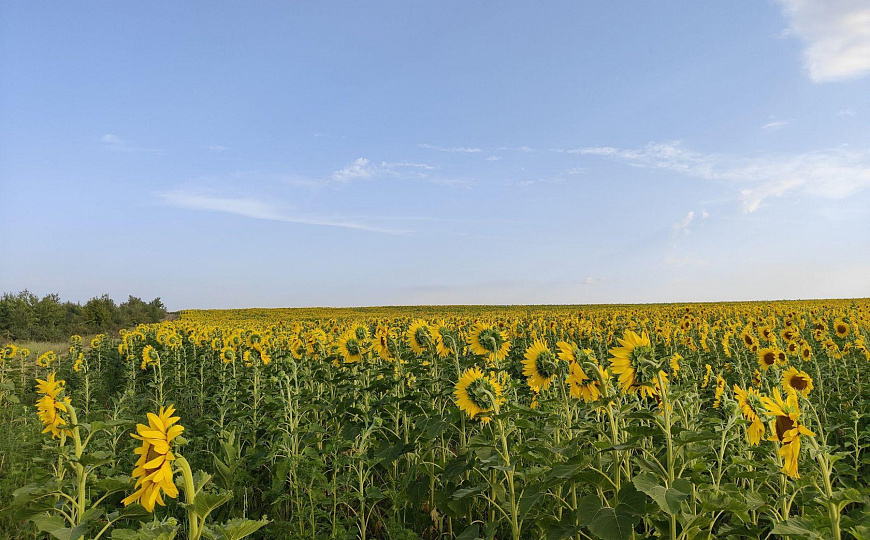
[522,340,560,392]
[122,405,184,512]
[219,347,235,364]
[468,323,511,363]
[35,373,71,439]
[733,384,766,445]
[454,367,505,422]
[781,366,813,397]
[432,323,456,359]
[566,360,605,403]
[406,320,433,355]
[761,387,801,442]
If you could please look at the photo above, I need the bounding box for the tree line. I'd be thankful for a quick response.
[0,290,168,342]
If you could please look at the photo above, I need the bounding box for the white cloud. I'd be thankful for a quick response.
[672,211,695,235]
[380,161,435,170]
[101,134,124,144]
[158,189,408,235]
[203,144,228,152]
[701,210,710,219]
[418,143,483,154]
[580,276,605,285]
[486,156,502,161]
[578,141,870,212]
[100,133,161,153]
[331,157,375,182]
[777,0,870,82]
[837,108,856,116]
[761,119,791,130]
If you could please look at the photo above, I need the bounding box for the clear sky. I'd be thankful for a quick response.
[1,1,869,310]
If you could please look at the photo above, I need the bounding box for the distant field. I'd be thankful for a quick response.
[2,299,868,539]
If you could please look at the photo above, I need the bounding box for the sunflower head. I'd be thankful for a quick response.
[406,320,433,355]
[757,348,778,371]
[733,384,766,445]
[122,405,184,512]
[337,331,364,363]
[522,340,560,392]
[834,318,850,338]
[468,323,511,364]
[454,367,505,422]
[608,331,663,397]
[35,373,71,439]
[781,366,814,397]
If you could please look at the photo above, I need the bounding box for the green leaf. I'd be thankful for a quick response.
[771,518,825,539]
[456,523,482,540]
[192,491,233,520]
[204,517,269,540]
[632,473,690,515]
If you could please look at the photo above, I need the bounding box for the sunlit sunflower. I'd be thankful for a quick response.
[219,347,235,364]
[454,366,505,423]
[781,366,813,397]
[372,325,393,360]
[713,375,726,409]
[566,361,604,402]
[761,387,815,478]
[405,320,433,355]
[701,364,712,388]
[608,330,666,398]
[337,331,364,363]
[432,322,456,359]
[122,405,184,512]
[669,353,682,379]
[757,347,778,371]
[37,350,58,368]
[741,328,758,351]
[522,340,559,392]
[799,342,812,362]
[468,323,511,364]
[35,373,71,439]
[833,318,850,338]
[733,384,766,445]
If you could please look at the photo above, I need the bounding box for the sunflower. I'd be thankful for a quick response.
[781,366,813,397]
[669,354,682,379]
[608,330,666,398]
[37,350,58,368]
[760,388,815,478]
[799,342,812,361]
[467,323,511,363]
[733,385,766,445]
[372,325,393,360]
[833,318,849,338]
[757,347,778,371]
[522,340,559,392]
[741,328,758,351]
[337,331,364,363]
[122,405,184,512]
[454,367,505,422]
[406,320,433,355]
[35,373,71,439]
[701,364,712,388]
[219,347,235,364]
[432,323,456,359]
[713,375,726,409]
[566,361,604,402]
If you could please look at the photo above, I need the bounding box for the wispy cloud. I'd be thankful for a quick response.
[380,161,435,170]
[203,144,228,152]
[158,189,409,235]
[577,141,870,212]
[418,143,482,154]
[331,157,375,182]
[776,0,870,82]
[837,108,856,117]
[672,211,695,235]
[100,133,162,153]
[761,119,792,130]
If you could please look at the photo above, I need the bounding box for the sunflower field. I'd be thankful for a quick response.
[1,300,869,539]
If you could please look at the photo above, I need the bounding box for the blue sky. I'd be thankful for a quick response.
[1,1,869,309]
